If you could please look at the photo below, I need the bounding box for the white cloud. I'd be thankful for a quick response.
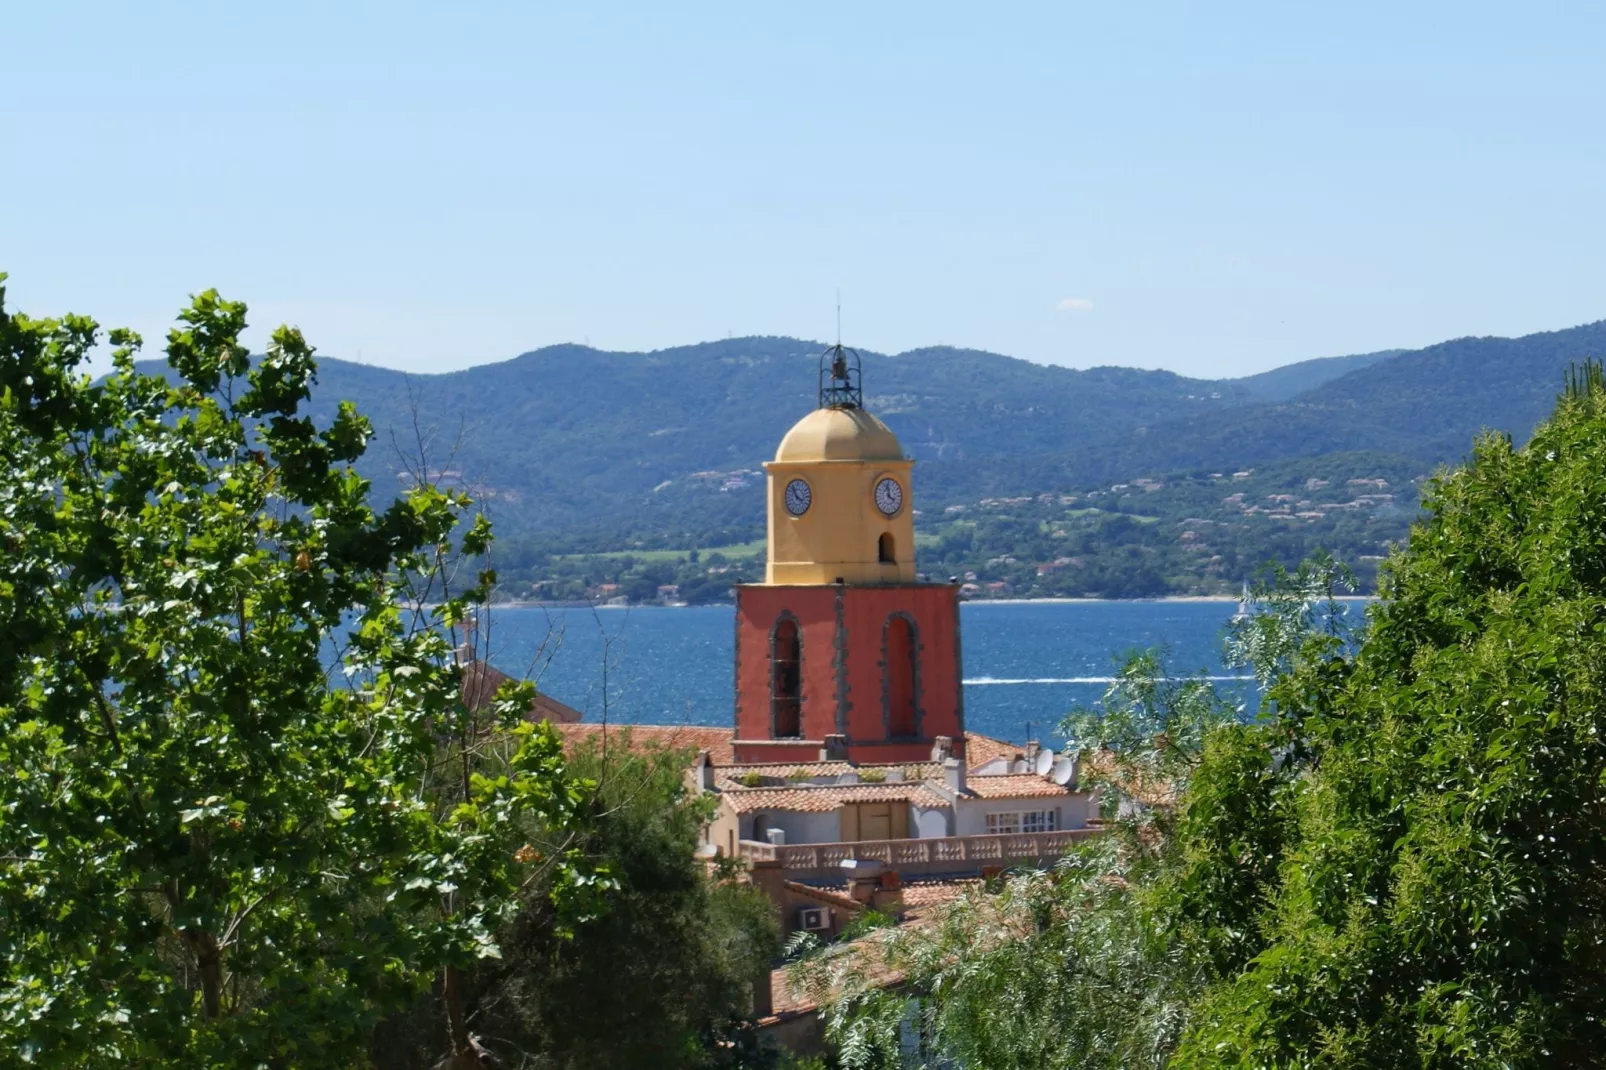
[1055,297,1095,313]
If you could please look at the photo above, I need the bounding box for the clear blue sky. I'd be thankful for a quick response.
[4,1,1603,378]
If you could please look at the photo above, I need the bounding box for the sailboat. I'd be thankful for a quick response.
[1232,580,1250,621]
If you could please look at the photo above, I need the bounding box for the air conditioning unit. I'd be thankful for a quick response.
[797,906,829,932]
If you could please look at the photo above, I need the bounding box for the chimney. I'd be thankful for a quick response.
[821,734,848,761]
[870,869,904,915]
[943,757,966,795]
[1025,740,1041,766]
[930,735,953,762]
[840,857,886,904]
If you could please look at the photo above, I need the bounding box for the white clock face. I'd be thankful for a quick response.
[874,477,903,517]
[784,478,812,516]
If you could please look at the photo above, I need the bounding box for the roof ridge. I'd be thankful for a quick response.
[781,881,866,913]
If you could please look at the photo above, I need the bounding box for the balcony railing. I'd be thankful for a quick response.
[737,828,1101,871]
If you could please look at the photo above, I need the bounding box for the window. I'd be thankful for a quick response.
[878,531,896,563]
[1022,809,1059,833]
[884,615,917,738]
[985,810,1058,834]
[771,616,801,738]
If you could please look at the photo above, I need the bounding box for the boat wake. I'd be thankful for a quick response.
[963,675,1255,685]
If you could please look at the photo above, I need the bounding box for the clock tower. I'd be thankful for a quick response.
[732,344,965,764]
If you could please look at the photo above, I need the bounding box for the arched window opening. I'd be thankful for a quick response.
[885,615,918,738]
[878,532,896,564]
[771,617,802,738]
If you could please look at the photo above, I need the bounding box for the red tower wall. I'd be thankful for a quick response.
[733,584,964,764]
[733,585,840,763]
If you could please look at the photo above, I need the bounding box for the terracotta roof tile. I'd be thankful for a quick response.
[719,761,856,780]
[782,880,865,913]
[716,761,944,790]
[722,759,941,775]
[768,965,819,1018]
[767,930,905,1020]
[459,656,585,724]
[723,783,951,814]
[899,878,980,922]
[553,723,736,764]
[1079,747,1177,806]
[963,773,1073,799]
[964,731,1021,768]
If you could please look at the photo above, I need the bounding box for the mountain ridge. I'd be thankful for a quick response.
[130,318,1606,567]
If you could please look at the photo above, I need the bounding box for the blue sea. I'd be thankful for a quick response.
[476,600,1284,747]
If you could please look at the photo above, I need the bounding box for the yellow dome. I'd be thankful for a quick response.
[774,406,904,463]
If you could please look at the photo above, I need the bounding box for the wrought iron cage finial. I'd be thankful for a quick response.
[818,342,863,409]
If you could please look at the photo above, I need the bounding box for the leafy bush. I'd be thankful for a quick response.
[1179,364,1606,1065]
[802,362,1606,1068]
[372,740,779,1069]
[0,280,604,1068]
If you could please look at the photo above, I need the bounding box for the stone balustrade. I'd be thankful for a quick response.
[736,828,1101,877]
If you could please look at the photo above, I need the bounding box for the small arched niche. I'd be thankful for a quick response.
[878,531,896,564]
[884,614,918,738]
[771,616,802,738]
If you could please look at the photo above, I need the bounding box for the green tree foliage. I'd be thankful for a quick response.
[0,279,601,1068]
[789,832,1200,1070]
[372,734,780,1069]
[789,644,1266,1069]
[806,365,1606,1068]
[1178,366,1606,1066]
[1063,650,1242,824]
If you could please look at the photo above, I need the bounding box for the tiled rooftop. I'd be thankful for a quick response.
[1079,747,1177,806]
[765,926,906,1021]
[459,655,585,724]
[723,758,945,774]
[553,722,737,764]
[718,761,857,780]
[963,773,1075,799]
[767,964,820,1018]
[963,731,1022,767]
[782,880,864,913]
[899,877,980,922]
[723,782,951,814]
[716,760,945,791]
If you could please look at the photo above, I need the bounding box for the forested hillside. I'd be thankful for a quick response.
[1232,348,1403,401]
[132,318,1606,598]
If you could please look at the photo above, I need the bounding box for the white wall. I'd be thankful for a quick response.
[742,809,841,845]
[954,793,1093,837]
[914,805,952,838]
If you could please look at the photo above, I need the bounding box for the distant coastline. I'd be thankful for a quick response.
[488,594,1376,610]
[964,594,1375,605]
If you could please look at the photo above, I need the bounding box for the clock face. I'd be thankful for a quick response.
[784,478,812,517]
[874,477,904,517]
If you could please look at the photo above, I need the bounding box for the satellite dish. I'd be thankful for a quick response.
[1034,748,1055,776]
[1051,756,1076,786]
[1011,759,1028,774]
